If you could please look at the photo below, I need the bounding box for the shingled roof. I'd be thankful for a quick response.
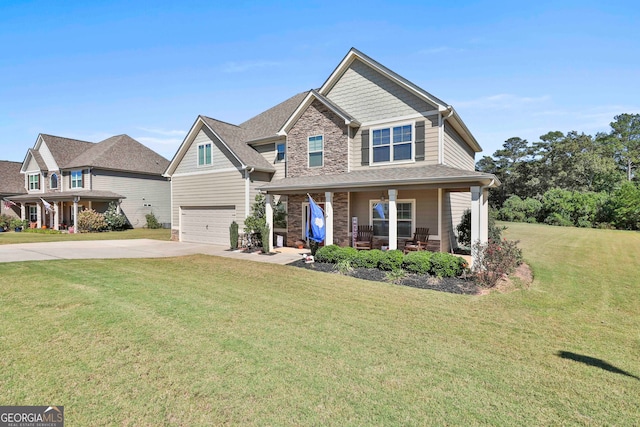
[0,160,26,195]
[65,134,169,175]
[240,91,309,142]
[39,134,94,168]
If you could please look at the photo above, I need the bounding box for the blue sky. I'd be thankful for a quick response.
[1,0,638,163]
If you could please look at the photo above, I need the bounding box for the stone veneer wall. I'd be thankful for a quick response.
[286,99,349,177]
[287,192,350,247]
[171,228,179,241]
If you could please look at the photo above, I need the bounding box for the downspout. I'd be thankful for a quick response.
[440,106,454,165]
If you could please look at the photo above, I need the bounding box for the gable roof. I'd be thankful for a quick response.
[65,134,169,175]
[278,90,360,135]
[0,160,26,195]
[40,134,95,168]
[319,48,482,152]
[241,91,309,142]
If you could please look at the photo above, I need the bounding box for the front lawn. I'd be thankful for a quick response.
[0,223,638,425]
[0,227,170,245]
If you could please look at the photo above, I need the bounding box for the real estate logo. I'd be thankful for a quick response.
[0,406,64,427]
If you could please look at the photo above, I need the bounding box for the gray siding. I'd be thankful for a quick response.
[326,58,436,123]
[174,127,239,175]
[92,170,170,228]
[171,170,246,230]
[25,156,39,172]
[443,123,475,170]
[254,142,285,180]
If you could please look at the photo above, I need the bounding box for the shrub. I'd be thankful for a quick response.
[334,259,354,275]
[606,181,640,230]
[145,212,162,229]
[473,239,523,288]
[261,223,270,253]
[378,250,404,271]
[353,249,385,268]
[229,221,239,250]
[315,245,357,264]
[499,195,542,223]
[402,251,433,274]
[429,252,467,277]
[0,214,11,230]
[77,209,107,232]
[104,202,128,230]
[457,209,505,247]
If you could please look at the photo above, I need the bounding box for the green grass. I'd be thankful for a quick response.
[0,228,170,244]
[0,223,638,425]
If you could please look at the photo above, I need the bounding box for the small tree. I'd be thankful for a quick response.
[244,194,267,249]
[229,221,239,249]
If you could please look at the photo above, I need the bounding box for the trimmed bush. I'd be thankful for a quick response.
[378,250,404,271]
[402,251,433,274]
[429,252,467,277]
[229,221,239,250]
[77,209,107,232]
[315,245,357,264]
[353,249,385,268]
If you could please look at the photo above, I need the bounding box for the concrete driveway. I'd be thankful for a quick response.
[0,239,307,265]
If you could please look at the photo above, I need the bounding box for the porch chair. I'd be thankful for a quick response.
[403,227,430,254]
[354,225,374,250]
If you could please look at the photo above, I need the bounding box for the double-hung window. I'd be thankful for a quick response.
[276,143,286,162]
[372,124,413,163]
[308,135,323,167]
[371,200,414,238]
[28,174,40,191]
[198,143,212,166]
[29,206,38,222]
[71,170,83,188]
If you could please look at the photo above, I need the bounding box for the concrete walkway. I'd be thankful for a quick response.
[0,239,309,265]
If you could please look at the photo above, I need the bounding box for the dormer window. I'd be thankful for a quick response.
[50,173,58,189]
[71,170,83,188]
[28,173,40,190]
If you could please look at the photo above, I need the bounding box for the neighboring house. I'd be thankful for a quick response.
[0,160,27,219]
[5,134,170,230]
[165,48,499,262]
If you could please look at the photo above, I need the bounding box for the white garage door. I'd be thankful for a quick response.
[181,206,236,245]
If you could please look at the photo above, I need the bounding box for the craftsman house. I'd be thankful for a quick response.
[165,48,498,260]
[5,134,170,230]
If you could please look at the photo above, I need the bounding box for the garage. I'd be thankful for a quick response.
[180,206,236,245]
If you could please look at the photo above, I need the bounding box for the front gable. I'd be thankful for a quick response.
[325,58,437,123]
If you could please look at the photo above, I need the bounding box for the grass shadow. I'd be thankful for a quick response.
[557,351,639,381]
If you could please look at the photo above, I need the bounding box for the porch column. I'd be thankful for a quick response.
[480,188,489,243]
[36,203,42,228]
[265,194,274,253]
[54,202,60,230]
[49,208,53,229]
[388,189,397,250]
[73,197,79,232]
[116,201,122,215]
[20,203,25,221]
[471,186,485,268]
[324,192,333,246]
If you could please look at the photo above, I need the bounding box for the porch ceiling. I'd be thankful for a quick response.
[259,164,500,194]
[7,190,124,202]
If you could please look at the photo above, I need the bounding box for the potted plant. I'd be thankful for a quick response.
[10,218,24,232]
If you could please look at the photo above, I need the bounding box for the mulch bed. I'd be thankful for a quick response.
[288,259,481,295]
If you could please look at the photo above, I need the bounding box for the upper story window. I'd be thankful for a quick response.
[308,135,323,168]
[71,170,83,188]
[50,173,58,189]
[276,143,286,162]
[372,124,413,164]
[198,143,212,166]
[28,173,40,191]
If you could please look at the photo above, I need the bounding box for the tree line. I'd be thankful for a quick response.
[477,113,640,230]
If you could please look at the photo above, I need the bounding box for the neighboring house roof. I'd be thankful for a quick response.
[200,117,275,172]
[65,134,169,175]
[241,91,310,142]
[260,164,500,193]
[40,134,94,168]
[0,160,26,195]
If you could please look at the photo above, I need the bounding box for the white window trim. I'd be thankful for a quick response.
[197,142,213,167]
[71,170,83,189]
[369,199,416,238]
[308,135,324,168]
[369,122,415,166]
[28,173,40,191]
[276,143,286,162]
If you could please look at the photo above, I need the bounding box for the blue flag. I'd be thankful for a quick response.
[374,202,385,220]
[307,196,326,243]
